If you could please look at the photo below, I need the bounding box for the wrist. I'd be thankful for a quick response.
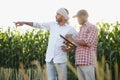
[71,39,75,43]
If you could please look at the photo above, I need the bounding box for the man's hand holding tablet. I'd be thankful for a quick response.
[60,34,77,52]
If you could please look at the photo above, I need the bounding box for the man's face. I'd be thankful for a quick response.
[77,15,88,25]
[56,13,65,23]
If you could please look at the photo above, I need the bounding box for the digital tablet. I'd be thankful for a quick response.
[60,34,77,47]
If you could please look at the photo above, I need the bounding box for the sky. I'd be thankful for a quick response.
[0,0,120,31]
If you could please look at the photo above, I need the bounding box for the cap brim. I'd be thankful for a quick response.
[72,15,78,18]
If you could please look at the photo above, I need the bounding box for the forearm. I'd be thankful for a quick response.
[23,22,33,27]
[72,39,88,47]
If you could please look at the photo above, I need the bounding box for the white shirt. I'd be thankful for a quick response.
[33,22,77,63]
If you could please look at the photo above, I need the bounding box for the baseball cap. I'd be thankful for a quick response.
[73,9,88,18]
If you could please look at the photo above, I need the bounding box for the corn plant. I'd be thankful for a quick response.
[0,21,120,80]
[97,21,120,80]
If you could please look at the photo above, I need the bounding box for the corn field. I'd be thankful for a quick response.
[0,21,120,80]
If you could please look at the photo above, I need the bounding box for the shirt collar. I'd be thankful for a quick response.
[80,21,89,30]
[82,21,89,26]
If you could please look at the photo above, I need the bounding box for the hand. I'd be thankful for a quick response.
[63,40,75,47]
[14,22,24,27]
[65,34,74,42]
[61,46,68,52]
[63,40,69,46]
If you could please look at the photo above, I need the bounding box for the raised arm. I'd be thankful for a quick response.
[14,21,51,30]
[14,22,33,27]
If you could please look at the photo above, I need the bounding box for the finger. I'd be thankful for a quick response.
[67,34,72,37]
[13,22,18,28]
[65,34,69,38]
[61,47,65,50]
[66,34,70,36]
[61,46,67,52]
[14,22,24,28]
[61,48,66,52]
[61,46,66,49]
[61,46,65,48]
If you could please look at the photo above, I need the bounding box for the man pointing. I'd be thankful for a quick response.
[14,8,77,80]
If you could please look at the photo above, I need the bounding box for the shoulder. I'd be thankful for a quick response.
[66,25,77,33]
[88,22,98,30]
